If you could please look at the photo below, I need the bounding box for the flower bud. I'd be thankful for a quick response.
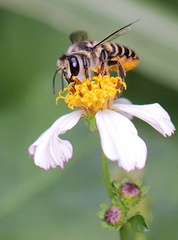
[119,183,141,205]
[104,205,122,226]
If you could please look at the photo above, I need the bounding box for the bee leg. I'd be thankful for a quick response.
[108,60,126,79]
[99,49,108,75]
[108,60,126,96]
[81,55,90,79]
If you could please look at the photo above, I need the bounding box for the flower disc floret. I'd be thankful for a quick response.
[56,75,126,115]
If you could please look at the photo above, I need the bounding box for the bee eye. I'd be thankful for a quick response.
[69,56,79,76]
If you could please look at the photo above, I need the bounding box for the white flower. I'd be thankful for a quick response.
[28,98,175,172]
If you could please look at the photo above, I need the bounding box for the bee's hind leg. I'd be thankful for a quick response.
[108,60,126,97]
[108,60,126,80]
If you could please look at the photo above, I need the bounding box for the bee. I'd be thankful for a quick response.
[53,20,140,94]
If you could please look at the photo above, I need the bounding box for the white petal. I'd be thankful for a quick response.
[49,134,72,168]
[114,97,133,105]
[113,98,133,120]
[114,103,175,137]
[28,110,82,170]
[51,109,83,134]
[95,110,147,172]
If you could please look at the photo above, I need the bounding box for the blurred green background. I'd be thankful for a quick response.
[0,0,177,239]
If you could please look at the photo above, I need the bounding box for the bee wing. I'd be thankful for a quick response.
[70,31,88,43]
[93,19,140,49]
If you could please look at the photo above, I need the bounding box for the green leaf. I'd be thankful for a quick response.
[128,214,149,233]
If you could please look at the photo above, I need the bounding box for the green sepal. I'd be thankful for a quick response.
[98,204,109,219]
[82,114,97,132]
[141,186,150,196]
[128,214,149,233]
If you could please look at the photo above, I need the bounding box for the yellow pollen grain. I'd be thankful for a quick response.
[56,75,126,114]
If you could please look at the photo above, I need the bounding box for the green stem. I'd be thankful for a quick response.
[101,153,129,240]
[101,153,114,200]
[120,225,129,240]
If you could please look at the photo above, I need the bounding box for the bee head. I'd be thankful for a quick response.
[58,55,79,81]
[52,55,79,94]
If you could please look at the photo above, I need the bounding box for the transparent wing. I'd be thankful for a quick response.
[93,19,140,49]
[69,31,88,43]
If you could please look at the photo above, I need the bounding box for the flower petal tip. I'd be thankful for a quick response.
[164,125,176,137]
[119,161,146,172]
[96,109,147,172]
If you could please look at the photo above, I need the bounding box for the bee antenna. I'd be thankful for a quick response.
[52,69,60,95]
[61,75,65,92]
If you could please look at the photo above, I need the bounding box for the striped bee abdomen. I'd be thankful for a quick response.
[108,43,140,72]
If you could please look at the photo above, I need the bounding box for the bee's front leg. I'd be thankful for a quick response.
[81,55,90,79]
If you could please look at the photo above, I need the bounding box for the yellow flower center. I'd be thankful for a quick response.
[56,75,126,115]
